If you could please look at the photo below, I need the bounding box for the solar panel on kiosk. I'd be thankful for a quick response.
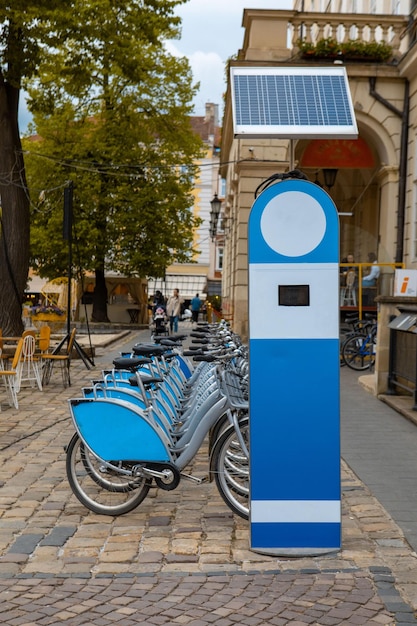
[231,67,358,139]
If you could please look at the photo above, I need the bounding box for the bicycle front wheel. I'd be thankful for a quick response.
[342,334,375,371]
[210,416,249,520]
[65,433,151,515]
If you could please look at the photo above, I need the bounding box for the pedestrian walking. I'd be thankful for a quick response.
[190,293,202,324]
[166,288,183,333]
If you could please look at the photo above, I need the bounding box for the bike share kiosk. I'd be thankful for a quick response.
[248,176,341,555]
[230,65,357,554]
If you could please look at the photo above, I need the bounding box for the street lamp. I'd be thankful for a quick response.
[209,193,222,240]
[323,168,338,190]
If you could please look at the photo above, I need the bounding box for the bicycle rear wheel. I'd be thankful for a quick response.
[66,433,151,515]
[342,334,375,370]
[210,416,249,520]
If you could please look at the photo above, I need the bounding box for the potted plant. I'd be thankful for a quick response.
[31,303,66,321]
[297,37,392,62]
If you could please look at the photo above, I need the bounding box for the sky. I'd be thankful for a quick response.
[18,1,292,131]
[169,0,292,117]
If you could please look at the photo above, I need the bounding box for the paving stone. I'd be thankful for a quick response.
[7,533,44,554]
[40,526,77,547]
[0,330,416,625]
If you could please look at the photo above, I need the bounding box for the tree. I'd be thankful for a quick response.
[23,0,203,322]
[0,1,72,335]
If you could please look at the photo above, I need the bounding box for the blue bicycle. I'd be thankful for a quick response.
[65,323,250,519]
[341,320,377,370]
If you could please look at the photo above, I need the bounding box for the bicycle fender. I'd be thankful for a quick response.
[69,397,172,463]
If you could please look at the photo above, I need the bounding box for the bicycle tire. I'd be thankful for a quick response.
[65,433,151,515]
[339,330,366,368]
[210,416,249,520]
[342,334,375,371]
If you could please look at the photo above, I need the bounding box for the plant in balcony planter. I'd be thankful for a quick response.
[298,37,340,59]
[297,37,392,62]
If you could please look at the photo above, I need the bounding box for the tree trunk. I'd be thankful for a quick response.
[91,267,110,323]
[0,76,30,336]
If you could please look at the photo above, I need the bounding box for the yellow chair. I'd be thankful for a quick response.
[0,339,24,409]
[34,325,51,363]
[41,328,77,388]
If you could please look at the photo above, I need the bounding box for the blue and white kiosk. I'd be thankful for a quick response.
[230,66,358,555]
[248,175,341,555]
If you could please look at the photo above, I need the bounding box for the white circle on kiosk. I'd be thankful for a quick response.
[260,191,326,257]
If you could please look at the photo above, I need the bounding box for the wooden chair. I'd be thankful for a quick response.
[340,269,357,307]
[41,328,77,388]
[34,325,51,364]
[0,328,5,368]
[0,339,24,409]
[0,327,11,364]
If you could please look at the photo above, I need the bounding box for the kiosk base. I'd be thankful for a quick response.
[250,546,340,557]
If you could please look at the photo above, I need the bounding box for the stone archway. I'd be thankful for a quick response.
[295,117,399,269]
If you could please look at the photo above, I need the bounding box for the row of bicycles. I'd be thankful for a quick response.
[65,321,250,520]
[64,313,377,519]
[340,314,377,371]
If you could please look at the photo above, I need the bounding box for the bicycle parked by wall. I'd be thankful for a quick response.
[341,318,377,371]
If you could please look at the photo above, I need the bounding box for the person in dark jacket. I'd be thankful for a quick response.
[190,293,202,324]
[152,290,165,314]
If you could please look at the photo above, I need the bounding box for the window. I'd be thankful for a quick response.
[391,0,400,14]
[216,246,224,271]
[220,178,226,197]
[413,183,417,261]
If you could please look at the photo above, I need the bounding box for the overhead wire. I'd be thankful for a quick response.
[21,148,287,174]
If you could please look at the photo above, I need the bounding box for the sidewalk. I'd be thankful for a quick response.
[0,327,417,624]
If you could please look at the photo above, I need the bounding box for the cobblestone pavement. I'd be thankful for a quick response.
[1,328,417,624]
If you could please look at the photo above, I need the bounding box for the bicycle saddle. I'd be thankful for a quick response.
[154,334,187,344]
[128,374,163,388]
[112,356,152,371]
[132,344,167,357]
[158,339,182,347]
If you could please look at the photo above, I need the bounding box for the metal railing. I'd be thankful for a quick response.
[340,262,404,319]
[290,11,409,54]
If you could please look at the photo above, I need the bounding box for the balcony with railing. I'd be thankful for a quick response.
[291,12,409,53]
[240,9,411,62]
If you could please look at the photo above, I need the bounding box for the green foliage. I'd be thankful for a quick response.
[0,1,74,87]
[23,0,204,282]
[297,37,392,62]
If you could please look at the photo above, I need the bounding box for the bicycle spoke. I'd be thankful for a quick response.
[342,334,375,371]
[66,433,151,515]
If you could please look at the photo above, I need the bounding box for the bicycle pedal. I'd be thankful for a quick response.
[180,473,208,484]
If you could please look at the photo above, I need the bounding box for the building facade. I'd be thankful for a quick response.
[220,3,416,339]
[148,103,222,307]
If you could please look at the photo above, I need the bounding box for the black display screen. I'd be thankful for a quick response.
[279,285,310,306]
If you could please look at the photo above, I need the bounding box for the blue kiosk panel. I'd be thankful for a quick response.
[248,179,341,555]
